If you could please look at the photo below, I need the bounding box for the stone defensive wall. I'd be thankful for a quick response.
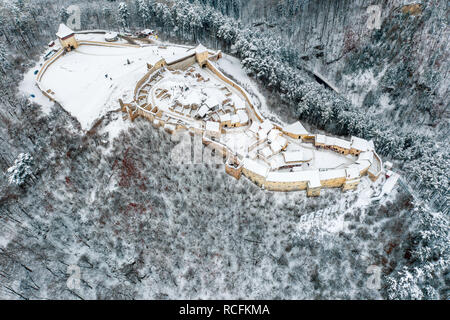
[36,48,65,82]
[76,40,140,49]
[133,59,167,102]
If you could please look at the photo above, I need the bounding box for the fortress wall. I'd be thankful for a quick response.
[133,59,166,101]
[242,168,266,187]
[137,108,155,122]
[167,55,197,70]
[342,180,360,191]
[77,40,140,48]
[320,177,346,188]
[369,152,383,181]
[202,137,238,163]
[265,180,308,191]
[36,48,65,82]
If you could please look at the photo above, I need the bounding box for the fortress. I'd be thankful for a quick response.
[36,25,383,197]
[118,39,383,196]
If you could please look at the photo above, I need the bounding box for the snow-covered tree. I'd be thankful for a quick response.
[386,206,449,300]
[6,153,34,186]
[118,2,130,31]
[59,7,69,24]
[136,0,151,27]
[0,45,9,74]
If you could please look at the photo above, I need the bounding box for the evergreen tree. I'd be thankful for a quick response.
[6,153,34,186]
[118,2,130,31]
[136,0,151,28]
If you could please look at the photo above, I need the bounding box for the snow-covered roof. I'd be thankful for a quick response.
[190,121,202,129]
[307,173,322,189]
[303,149,313,161]
[257,129,268,140]
[275,136,287,148]
[356,160,371,172]
[269,136,287,154]
[384,161,393,170]
[166,43,210,65]
[283,151,305,163]
[269,154,286,170]
[319,169,346,181]
[382,172,399,194]
[260,146,273,158]
[141,29,154,35]
[315,134,326,144]
[105,32,118,40]
[196,105,209,118]
[267,129,281,143]
[357,151,374,163]
[188,43,208,54]
[248,149,258,159]
[345,165,361,180]
[283,121,309,136]
[56,23,74,39]
[205,121,220,133]
[266,170,320,185]
[351,136,370,152]
[333,138,351,149]
[231,114,240,125]
[248,122,259,134]
[236,110,249,124]
[204,96,220,109]
[270,142,282,154]
[174,106,183,113]
[219,113,231,123]
[243,158,269,177]
[260,119,274,134]
[325,137,336,146]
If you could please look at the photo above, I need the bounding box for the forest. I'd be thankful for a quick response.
[0,0,448,299]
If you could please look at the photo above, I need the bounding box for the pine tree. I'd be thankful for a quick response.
[136,0,151,28]
[6,153,34,186]
[0,45,9,74]
[60,8,69,24]
[118,2,130,31]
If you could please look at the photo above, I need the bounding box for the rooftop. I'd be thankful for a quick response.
[205,121,220,133]
[56,24,75,39]
[243,158,269,178]
[283,151,305,163]
[284,121,309,136]
[351,136,371,152]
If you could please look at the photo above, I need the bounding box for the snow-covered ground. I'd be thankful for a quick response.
[22,41,192,130]
[19,62,56,115]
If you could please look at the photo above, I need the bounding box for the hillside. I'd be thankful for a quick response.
[0,0,448,300]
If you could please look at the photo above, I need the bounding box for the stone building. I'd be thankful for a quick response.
[56,24,78,51]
